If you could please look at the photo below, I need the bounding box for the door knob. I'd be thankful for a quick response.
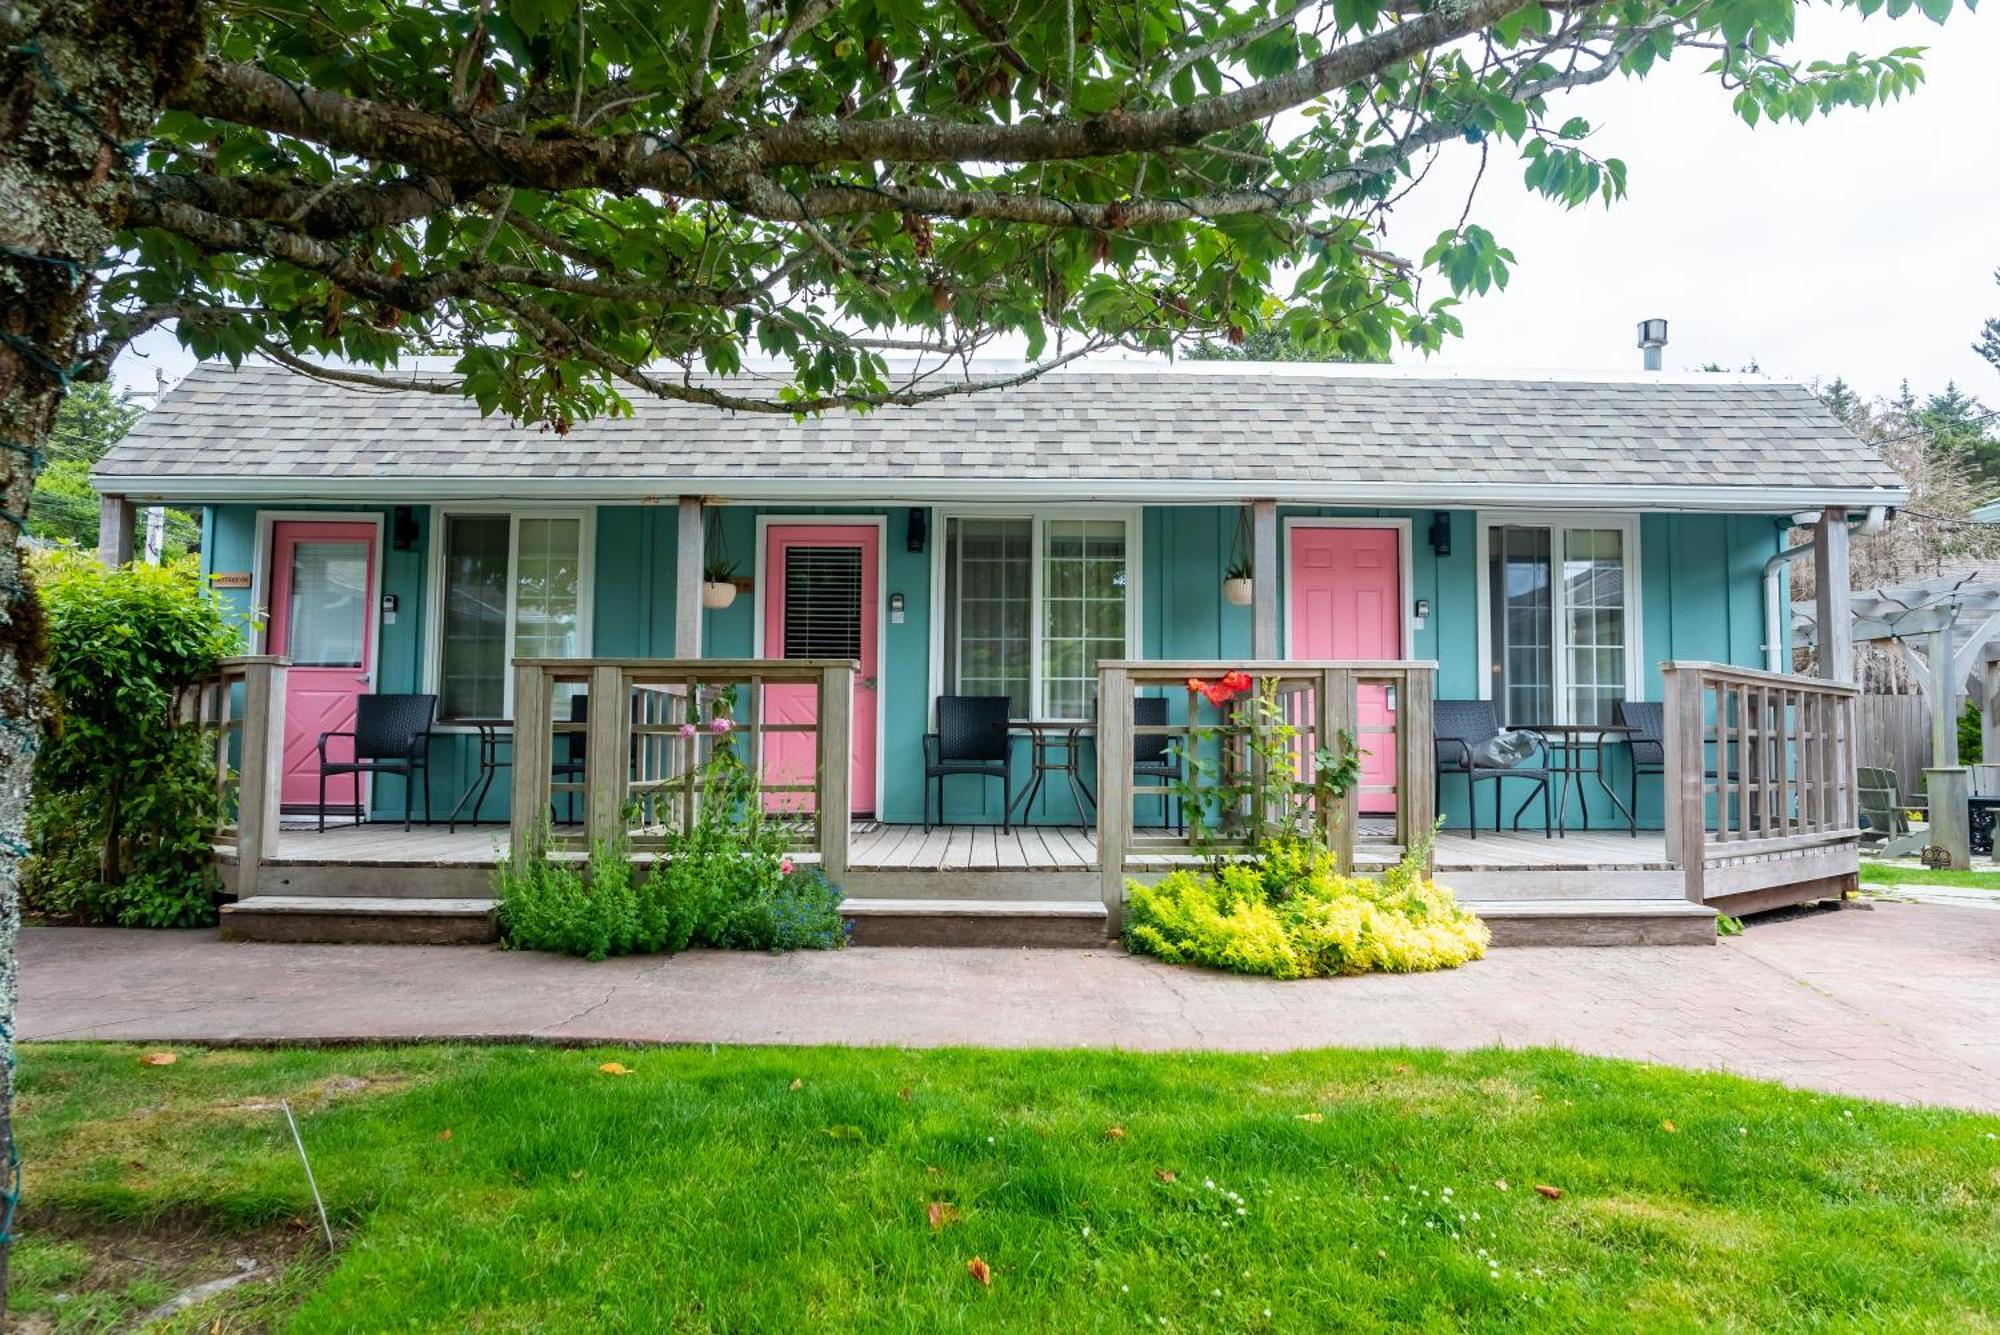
[860,676,878,690]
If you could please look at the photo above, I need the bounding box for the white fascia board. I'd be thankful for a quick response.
[92,471,1910,513]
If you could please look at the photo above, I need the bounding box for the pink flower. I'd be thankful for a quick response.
[779,858,796,876]
[678,722,698,738]
[710,716,735,733]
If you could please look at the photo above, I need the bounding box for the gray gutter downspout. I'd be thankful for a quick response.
[1765,535,1814,672]
[1764,506,1891,671]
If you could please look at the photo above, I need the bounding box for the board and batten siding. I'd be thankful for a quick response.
[199,501,1786,829]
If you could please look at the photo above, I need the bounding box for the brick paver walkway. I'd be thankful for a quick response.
[21,900,2000,1111]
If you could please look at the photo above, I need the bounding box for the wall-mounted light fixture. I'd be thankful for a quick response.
[1427,512,1451,558]
[392,505,420,551]
[907,508,929,554]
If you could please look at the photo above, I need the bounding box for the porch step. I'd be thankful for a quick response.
[842,898,1108,948]
[221,896,498,945]
[1464,899,1717,948]
[239,862,496,899]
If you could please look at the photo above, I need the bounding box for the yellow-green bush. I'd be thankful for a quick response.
[1125,839,1488,979]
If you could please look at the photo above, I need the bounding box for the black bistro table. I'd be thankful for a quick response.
[1008,719,1096,823]
[1529,722,1639,836]
[445,718,513,832]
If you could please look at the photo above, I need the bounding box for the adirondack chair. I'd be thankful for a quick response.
[1859,765,1929,859]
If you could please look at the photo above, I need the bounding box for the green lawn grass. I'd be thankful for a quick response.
[14,1043,2000,1331]
[1860,861,2000,890]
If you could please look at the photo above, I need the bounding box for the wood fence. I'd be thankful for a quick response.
[1855,692,1929,800]
[1094,660,1437,932]
[1662,661,1861,909]
[187,655,286,897]
[509,658,856,882]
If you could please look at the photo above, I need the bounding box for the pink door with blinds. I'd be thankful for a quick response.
[1288,526,1403,815]
[267,521,378,811]
[761,524,879,817]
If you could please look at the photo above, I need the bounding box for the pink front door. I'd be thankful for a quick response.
[268,521,379,811]
[762,525,879,816]
[1288,526,1403,815]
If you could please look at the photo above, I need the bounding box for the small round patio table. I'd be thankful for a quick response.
[1526,723,1639,836]
[1008,719,1096,824]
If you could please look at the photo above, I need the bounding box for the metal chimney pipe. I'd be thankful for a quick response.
[1636,318,1668,371]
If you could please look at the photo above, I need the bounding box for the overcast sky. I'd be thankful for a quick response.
[112,4,2000,406]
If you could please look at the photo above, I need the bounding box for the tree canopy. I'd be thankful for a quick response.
[6,0,1967,428]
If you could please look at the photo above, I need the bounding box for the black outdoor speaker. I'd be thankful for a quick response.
[907,507,929,554]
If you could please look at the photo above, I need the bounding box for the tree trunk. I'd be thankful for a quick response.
[0,0,205,1304]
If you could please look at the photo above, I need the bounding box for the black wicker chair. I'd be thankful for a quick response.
[924,695,1014,833]
[1132,695,1183,832]
[551,693,588,824]
[316,693,436,832]
[1433,699,1552,839]
[1616,700,1664,823]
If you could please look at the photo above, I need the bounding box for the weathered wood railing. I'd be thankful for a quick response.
[187,654,287,897]
[509,658,856,882]
[1662,661,1861,907]
[1095,660,1437,932]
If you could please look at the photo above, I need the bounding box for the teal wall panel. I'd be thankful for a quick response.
[201,500,1788,835]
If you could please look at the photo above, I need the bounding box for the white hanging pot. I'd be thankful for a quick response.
[702,580,738,610]
[1223,577,1254,607]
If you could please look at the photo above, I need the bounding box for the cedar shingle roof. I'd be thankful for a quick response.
[94,360,1904,508]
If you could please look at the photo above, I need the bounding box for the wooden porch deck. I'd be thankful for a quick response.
[262,820,1674,874]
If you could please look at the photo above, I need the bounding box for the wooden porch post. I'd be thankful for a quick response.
[96,493,136,567]
[584,663,629,842]
[817,663,852,884]
[509,662,550,867]
[1096,664,1131,935]
[675,496,704,658]
[1251,499,1279,659]
[1812,508,1853,684]
[233,658,286,899]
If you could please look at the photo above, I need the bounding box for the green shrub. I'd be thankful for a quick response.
[24,553,242,927]
[497,713,846,959]
[496,836,639,962]
[1126,837,1489,979]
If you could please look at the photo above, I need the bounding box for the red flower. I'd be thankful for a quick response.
[1188,671,1252,708]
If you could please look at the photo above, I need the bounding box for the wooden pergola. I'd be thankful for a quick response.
[1794,569,2000,769]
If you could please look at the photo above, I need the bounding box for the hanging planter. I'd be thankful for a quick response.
[702,575,738,609]
[1223,506,1254,606]
[702,508,738,608]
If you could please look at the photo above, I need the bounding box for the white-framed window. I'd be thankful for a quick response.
[1477,513,1641,727]
[427,507,594,721]
[934,510,1140,720]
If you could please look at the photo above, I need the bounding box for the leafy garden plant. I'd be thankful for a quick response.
[24,552,243,927]
[497,696,845,961]
[1127,836,1489,979]
[1137,672,1483,978]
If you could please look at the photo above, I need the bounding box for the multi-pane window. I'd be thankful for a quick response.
[437,512,588,720]
[944,518,1033,715]
[1042,519,1129,720]
[941,514,1134,720]
[1485,520,1633,726]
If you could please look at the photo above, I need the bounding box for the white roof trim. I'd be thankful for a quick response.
[92,471,1910,512]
